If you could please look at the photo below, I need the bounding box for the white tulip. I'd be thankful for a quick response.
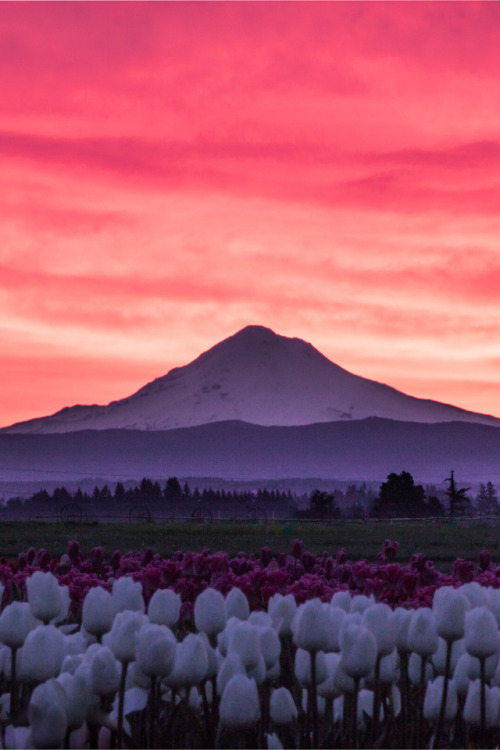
[465,606,500,659]
[56,671,90,731]
[423,676,458,723]
[107,610,144,663]
[257,627,281,669]
[248,611,273,628]
[295,648,327,686]
[0,602,33,648]
[166,633,208,689]
[216,652,245,696]
[362,603,395,657]
[194,588,226,638]
[247,648,267,685]
[148,588,181,628]
[461,582,488,609]
[27,572,63,624]
[225,588,250,621]
[267,594,297,636]
[392,608,413,653]
[111,577,145,616]
[266,732,283,749]
[293,599,331,653]
[434,593,468,643]
[350,595,374,614]
[219,674,260,728]
[324,607,346,652]
[407,608,438,657]
[330,590,352,613]
[463,679,496,727]
[270,687,298,725]
[28,680,68,749]
[21,625,65,683]
[82,587,114,638]
[135,623,176,678]
[228,622,262,670]
[90,646,121,695]
[339,625,377,680]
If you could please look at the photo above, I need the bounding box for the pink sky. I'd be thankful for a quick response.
[2,1,500,427]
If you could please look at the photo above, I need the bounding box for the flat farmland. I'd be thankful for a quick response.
[1,519,499,568]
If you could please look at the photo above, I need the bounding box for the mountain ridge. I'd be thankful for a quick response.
[3,325,499,433]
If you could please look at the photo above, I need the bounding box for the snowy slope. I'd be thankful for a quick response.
[3,325,500,433]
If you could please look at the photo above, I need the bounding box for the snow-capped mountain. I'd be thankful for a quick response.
[3,325,499,433]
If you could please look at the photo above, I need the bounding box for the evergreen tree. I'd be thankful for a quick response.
[372,471,426,518]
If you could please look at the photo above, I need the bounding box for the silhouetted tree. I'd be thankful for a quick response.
[445,471,472,517]
[372,471,426,518]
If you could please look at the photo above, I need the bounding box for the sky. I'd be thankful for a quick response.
[2,1,500,428]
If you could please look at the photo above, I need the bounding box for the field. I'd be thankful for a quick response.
[1,518,499,567]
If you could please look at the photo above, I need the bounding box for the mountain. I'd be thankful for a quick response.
[3,325,499,433]
[2,419,500,484]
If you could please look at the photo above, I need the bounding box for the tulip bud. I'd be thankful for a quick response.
[434,592,467,642]
[325,607,346,652]
[339,625,377,680]
[56,671,90,731]
[21,625,65,683]
[465,606,500,659]
[407,608,439,657]
[350,595,374,615]
[107,610,144,663]
[82,587,114,638]
[257,627,281,669]
[225,588,250,621]
[423,676,458,723]
[266,732,283,749]
[463,679,496,727]
[0,601,34,648]
[267,594,297,636]
[391,608,412,654]
[216,652,245,697]
[362,603,395,657]
[135,623,176,677]
[330,591,352,613]
[111,577,145,616]
[228,622,262,671]
[29,681,68,749]
[148,588,181,628]
[219,674,260,728]
[27,571,63,624]
[90,646,120,695]
[270,687,298,725]
[166,633,208,689]
[293,599,331,653]
[194,588,227,638]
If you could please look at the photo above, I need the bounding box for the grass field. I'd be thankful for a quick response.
[1,519,500,568]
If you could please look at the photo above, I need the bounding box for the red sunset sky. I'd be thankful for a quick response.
[2,1,500,428]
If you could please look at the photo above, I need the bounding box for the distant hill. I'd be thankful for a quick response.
[2,418,500,485]
[3,326,499,433]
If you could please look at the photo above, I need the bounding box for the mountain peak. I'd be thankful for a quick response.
[3,326,500,433]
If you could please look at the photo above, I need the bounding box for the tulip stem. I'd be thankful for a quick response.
[309,651,319,749]
[10,646,18,717]
[435,639,452,749]
[116,661,128,749]
[417,655,426,749]
[149,676,157,749]
[480,656,486,748]
[352,677,360,750]
[399,651,409,747]
[371,653,381,744]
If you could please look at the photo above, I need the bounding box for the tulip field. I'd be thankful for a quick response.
[1,539,500,747]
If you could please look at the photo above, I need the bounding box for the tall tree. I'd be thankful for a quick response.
[372,471,426,518]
